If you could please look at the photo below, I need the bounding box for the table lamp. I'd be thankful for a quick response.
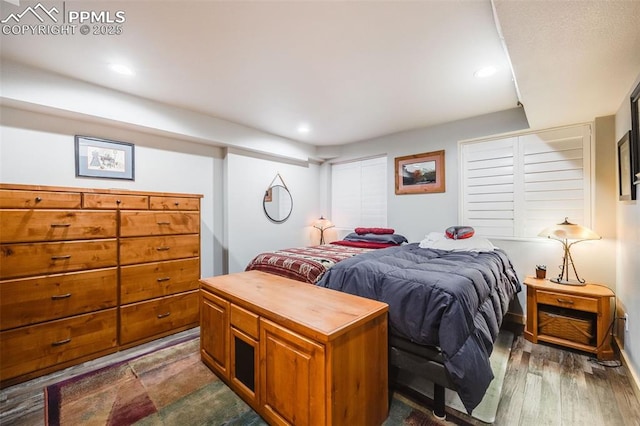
[538,217,600,285]
[313,216,334,245]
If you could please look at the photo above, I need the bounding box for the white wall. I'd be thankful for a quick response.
[225,151,321,273]
[0,106,222,277]
[614,72,640,388]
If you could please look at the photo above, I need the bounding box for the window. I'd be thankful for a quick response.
[460,125,592,239]
[331,156,387,229]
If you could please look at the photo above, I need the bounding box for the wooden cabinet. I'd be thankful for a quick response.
[524,276,615,360]
[200,270,389,426]
[0,183,202,387]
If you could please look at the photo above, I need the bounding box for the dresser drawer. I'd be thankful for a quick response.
[0,189,81,209]
[0,309,117,382]
[120,211,200,237]
[0,210,117,243]
[150,196,199,211]
[120,291,199,344]
[120,258,200,304]
[537,291,598,313]
[0,268,118,330]
[119,235,200,265]
[231,303,259,340]
[82,193,149,210]
[0,239,118,279]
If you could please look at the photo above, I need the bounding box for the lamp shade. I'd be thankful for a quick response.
[537,217,600,241]
[313,216,334,231]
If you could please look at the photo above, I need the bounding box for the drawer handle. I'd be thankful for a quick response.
[51,293,72,300]
[174,202,180,206]
[52,338,71,346]
[157,277,171,282]
[35,196,43,203]
[116,199,122,204]
[50,223,71,228]
[156,247,170,251]
[51,255,71,260]
[556,298,574,304]
[157,312,171,319]
[157,221,171,225]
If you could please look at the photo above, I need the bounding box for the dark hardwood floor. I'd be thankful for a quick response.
[2,327,639,425]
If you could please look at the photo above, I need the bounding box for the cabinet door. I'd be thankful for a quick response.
[260,319,325,426]
[200,291,229,379]
[230,327,259,408]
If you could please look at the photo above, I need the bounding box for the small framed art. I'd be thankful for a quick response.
[617,131,636,201]
[395,150,445,195]
[75,136,135,180]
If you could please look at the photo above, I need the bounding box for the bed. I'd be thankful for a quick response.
[316,241,521,416]
[245,228,408,284]
[244,244,373,284]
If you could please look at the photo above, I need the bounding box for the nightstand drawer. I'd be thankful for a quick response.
[537,291,598,313]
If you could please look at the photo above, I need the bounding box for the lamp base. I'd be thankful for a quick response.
[550,277,587,286]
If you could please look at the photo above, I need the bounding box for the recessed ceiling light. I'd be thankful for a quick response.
[297,123,311,134]
[109,63,135,76]
[474,66,497,79]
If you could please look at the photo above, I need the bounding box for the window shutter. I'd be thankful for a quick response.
[461,125,591,239]
[331,156,387,229]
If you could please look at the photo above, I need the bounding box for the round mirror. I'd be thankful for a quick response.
[263,185,293,223]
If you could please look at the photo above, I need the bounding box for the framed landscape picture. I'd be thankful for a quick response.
[75,136,135,180]
[395,150,445,195]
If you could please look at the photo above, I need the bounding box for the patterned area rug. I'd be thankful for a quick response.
[45,333,504,425]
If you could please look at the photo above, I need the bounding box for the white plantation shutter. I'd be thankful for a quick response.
[331,156,387,229]
[461,125,591,238]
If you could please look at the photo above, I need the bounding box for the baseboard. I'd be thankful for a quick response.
[614,335,640,404]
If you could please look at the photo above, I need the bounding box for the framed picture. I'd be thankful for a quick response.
[631,80,640,185]
[395,149,445,195]
[75,136,135,180]
[617,131,636,201]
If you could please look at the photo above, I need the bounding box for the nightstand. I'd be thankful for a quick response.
[524,276,615,360]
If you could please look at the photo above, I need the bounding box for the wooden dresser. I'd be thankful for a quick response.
[200,270,389,426]
[0,183,202,387]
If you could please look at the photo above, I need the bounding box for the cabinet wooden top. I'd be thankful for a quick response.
[200,270,388,342]
[523,276,614,297]
[0,183,202,198]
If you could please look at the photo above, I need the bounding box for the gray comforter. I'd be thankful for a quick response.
[316,243,521,413]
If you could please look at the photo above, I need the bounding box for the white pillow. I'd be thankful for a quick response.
[419,233,495,252]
